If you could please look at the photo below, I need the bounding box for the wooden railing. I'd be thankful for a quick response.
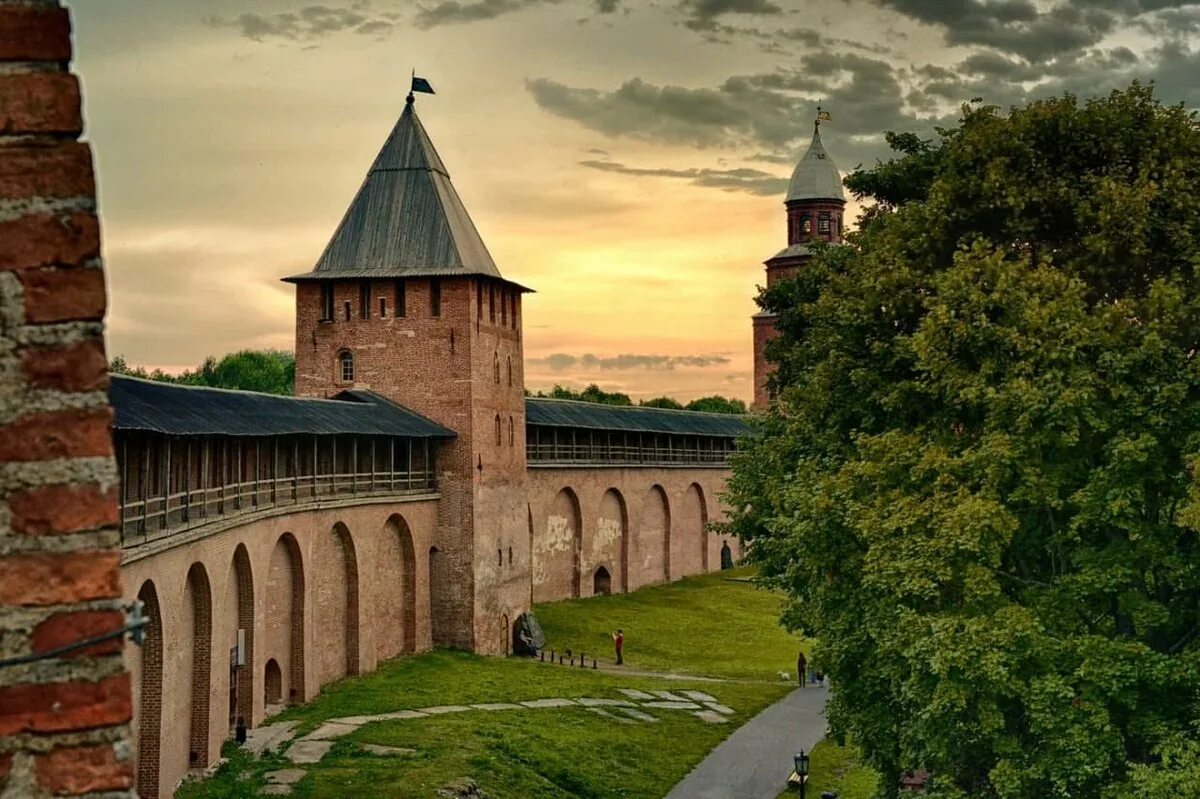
[525,442,732,468]
[119,468,435,548]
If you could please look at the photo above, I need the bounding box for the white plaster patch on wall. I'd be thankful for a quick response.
[532,514,573,587]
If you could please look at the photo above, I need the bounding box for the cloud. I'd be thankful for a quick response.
[580,159,788,195]
[678,0,783,31]
[205,4,394,42]
[413,0,557,28]
[531,353,733,371]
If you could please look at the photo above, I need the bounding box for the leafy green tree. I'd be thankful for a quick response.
[724,84,1200,798]
[538,383,634,406]
[686,395,747,414]
[640,396,685,410]
[110,349,295,395]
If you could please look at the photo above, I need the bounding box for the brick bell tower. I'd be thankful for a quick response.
[287,90,531,654]
[752,109,845,409]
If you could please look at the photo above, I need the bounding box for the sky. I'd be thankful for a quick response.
[68,0,1200,402]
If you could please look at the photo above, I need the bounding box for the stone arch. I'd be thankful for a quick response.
[264,659,282,705]
[377,515,418,659]
[265,533,304,704]
[230,544,255,731]
[593,566,612,596]
[185,563,213,771]
[676,483,709,578]
[134,580,163,798]
[534,487,582,602]
[429,546,452,647]
[317,522,360,682]
[598,488,629,593]
[637,485,671,586]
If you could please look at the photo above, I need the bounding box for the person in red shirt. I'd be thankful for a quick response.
[612,629,624,665]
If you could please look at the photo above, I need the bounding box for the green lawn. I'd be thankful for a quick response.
[180,569,801,798]
[535,567,805,681]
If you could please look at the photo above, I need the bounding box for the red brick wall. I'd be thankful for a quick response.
[0,2,133,796]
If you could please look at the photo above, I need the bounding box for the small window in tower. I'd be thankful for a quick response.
[818,213,831,234]
[508,416,514,447]
[343,301,351,322]
[338,350,354,383]
[489,284,496,323]
[507,356,512,386]
[494,414,502,446]
[359,280,370,319]
[802,216,812,235]
[493,352,500,384]
[395,279,406,318]
[501,288,508,325]
[320,283,334,321]
[498,548,503,567]
[507,546,513,565]
[430,278,441,317]
[380,297,387,318]
[832,216,839,237]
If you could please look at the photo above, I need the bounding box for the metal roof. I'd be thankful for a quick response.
[786,125,845,203]
[109,375,456,438]
[525,397,748,437]
[284,100,528,290]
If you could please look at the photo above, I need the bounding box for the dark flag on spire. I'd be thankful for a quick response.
[411,75,435,95]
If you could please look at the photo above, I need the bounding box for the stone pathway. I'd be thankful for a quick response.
[664,685,828,799]
[244,690,742,794]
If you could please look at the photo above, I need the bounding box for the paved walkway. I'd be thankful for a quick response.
[664,685,828,799]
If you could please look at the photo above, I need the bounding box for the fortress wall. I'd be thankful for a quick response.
[525,467,739,604]
[120,497,438,798]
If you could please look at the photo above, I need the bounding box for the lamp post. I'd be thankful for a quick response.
[794,749,810,798]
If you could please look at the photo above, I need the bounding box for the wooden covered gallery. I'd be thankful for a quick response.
[110,375,455,547]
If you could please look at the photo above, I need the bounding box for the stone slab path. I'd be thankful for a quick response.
[245,691,742,794]
[664,685,828,799]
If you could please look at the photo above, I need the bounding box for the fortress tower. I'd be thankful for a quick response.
[752,114,845,408]
[286,94,530,652]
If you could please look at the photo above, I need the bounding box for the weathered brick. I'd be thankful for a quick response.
[0,551,121,606]
[0,212,99,272]
[32,610,125,658]
[0,72,81,135]
[0,5,71,62]
[35,743,133,794]
[0,408,113,462]
[0,142,92,200]
[0,674,130,737]
[21,338,109,392]
[9,482,118,535]
[18,266,106,322]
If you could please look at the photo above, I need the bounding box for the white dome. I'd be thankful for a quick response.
[786,126,845,203]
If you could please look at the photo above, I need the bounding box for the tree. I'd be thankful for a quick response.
[110,349,295,395]
[640,396,684,410]
[686,395,748,414]
[724,84,1200,798]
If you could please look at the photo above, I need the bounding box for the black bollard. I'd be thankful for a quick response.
[235,716,247,744]
[592,659,597,669]
[540,651,545,662]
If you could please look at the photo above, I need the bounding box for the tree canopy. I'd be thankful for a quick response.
[531,384,747,413]
[724,84,1200,798]
[111,349,295,395]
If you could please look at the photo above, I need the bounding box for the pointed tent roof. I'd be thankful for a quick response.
[786,124,845,203]
[285,99,526,288]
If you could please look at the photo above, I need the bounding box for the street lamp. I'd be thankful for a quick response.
[794,750,810,798]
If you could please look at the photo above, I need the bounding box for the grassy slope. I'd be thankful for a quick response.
[534,567,805,681]
[180,570,798,799]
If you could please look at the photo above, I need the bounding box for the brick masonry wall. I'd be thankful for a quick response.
[0,2,134,797]
[120,496,440,797]
[525,467,740,607]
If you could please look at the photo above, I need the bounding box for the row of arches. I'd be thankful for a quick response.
[129,513,426,798]
[530,481,714,604]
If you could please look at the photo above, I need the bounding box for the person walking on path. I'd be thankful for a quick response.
[796,651,807,686]
[612,629,624,665]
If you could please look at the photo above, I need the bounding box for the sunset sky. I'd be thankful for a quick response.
[68,0,1200,402]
